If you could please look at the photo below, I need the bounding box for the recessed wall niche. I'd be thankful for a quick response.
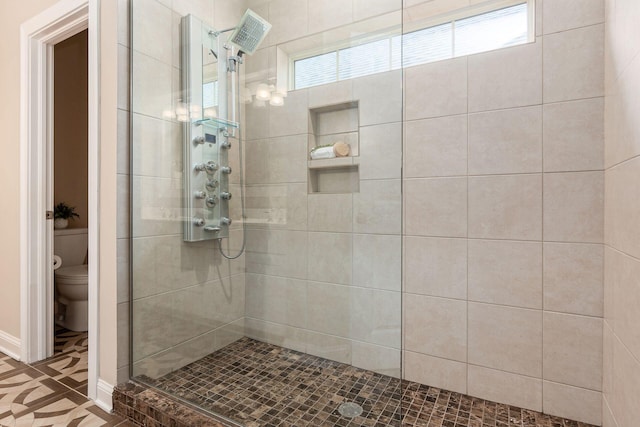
[308,101,360,194]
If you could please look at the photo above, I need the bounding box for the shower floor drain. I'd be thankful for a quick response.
[338,402,363,418]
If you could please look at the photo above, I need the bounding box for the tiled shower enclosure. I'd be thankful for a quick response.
[127,0,606,426]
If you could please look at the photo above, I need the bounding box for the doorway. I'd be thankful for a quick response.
[20,0,103,407]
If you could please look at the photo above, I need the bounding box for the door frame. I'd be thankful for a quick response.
[19,0,100,403]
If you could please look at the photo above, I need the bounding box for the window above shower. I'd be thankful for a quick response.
[291,0,534,90]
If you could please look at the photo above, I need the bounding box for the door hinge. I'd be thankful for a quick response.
[46,211,54,220]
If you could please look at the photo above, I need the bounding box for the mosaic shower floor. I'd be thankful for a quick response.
[126,337,596,427]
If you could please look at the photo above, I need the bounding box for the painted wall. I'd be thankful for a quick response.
[0,0,61,354]
[54,30,89,229]
[602,0,640,426]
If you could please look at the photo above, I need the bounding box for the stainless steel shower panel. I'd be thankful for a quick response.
[182,15,232,242]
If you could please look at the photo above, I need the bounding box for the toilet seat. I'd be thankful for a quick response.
[55,265,88,284]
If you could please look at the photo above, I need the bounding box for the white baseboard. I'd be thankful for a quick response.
[95,378,114,412]
[0,330,21,360]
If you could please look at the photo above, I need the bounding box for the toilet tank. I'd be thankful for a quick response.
[54,228,88,267]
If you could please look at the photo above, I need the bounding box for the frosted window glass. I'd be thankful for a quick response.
[339,39,391,80]
[455,3,528,57]
[294,52,338,89]
[402,23,453,68]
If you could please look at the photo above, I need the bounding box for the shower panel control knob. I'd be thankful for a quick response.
[220,217,232,226]
[206,195,219,208]
[221,140,232,149]
[194,163,206,172]
[206,179,219,190]
[194,191,207,199]
[204,226,221,233]
[193,217,205,227]
[193,136,205,145]
[220,192,232,200]
[205,161,219,174]
[220,166,232,174]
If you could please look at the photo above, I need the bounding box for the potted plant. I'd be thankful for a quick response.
[54,202,80,229]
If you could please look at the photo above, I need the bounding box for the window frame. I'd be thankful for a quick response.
[289,0,535,91]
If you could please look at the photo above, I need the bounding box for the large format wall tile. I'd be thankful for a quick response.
[468,302,542,377]
[468,174,542,241]
[404,115,468,178]
[543,25,604,103]
[467,365,543,412]
[468,40,542,112]
[404,351,467,394]
[543,381,602,425]
[542,0,604,35]
[468,240,542,309]
[468,106,542,175]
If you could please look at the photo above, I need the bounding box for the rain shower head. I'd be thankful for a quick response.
[228,9,272,55]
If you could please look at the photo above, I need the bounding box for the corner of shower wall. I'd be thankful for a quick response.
[129,0,248,381]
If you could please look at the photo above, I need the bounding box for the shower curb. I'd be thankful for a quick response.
[113,382,237,427]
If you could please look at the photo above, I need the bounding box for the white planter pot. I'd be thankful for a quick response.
[54,218,69,229]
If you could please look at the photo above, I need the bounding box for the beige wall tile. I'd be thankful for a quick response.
[351,288,401,348]
[354,70,403,126]
[468,40,542,112]
[245,183,308,230]
[352,0,400,21]
[404,237,467,299]
[305,330,352,365]
[611,250,640,362]
[543,312,603,390]
[405,295,467,362]
[308,0,353,34]
[308,194,353,233]
[404,57,467,120]
[605,157,640,259]
[543,243,603,316]
[246,229,308,279]
[468,174,542,240]
[245,318,307,354]
[543,381,602,425]
[132,113,181,179]
[405,178,467,238]
[353,179,402,234]
[468,365,542,412]
[117,238,130,304]
[404,351,467,394]
[306,281,350,338]
[602,397,619,427]
[543,98,604,172]
[308,232,352,285]
[468,106,542,175]
[308,80,355,109]
[359,123,402,180]
[132,0,172,64]
[609,337,640,427]
[543,0,604,34]
[468,240,542,309]
[352,342,401,378]
[117,45,130,111]
[117,174,130,239]
[404,115,467,178]
[543,171,604,243]
[245,273,307,329]
[269,90,309,137]
[131,176,182,238]
[131,51,172,119]
[543,25,604,103]
[353,234,401,291]
[468,303,542,377]
[268,0,309,45]
[245,135,309,184]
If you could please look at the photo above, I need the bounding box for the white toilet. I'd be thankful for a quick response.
[54,228,89,331]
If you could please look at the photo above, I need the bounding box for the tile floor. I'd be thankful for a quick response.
[130,337,596,427]
[0,329,130,426]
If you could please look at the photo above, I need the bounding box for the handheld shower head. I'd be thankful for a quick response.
[228,9,272,55]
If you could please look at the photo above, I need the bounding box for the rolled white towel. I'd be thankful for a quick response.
[310,146,336,160]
